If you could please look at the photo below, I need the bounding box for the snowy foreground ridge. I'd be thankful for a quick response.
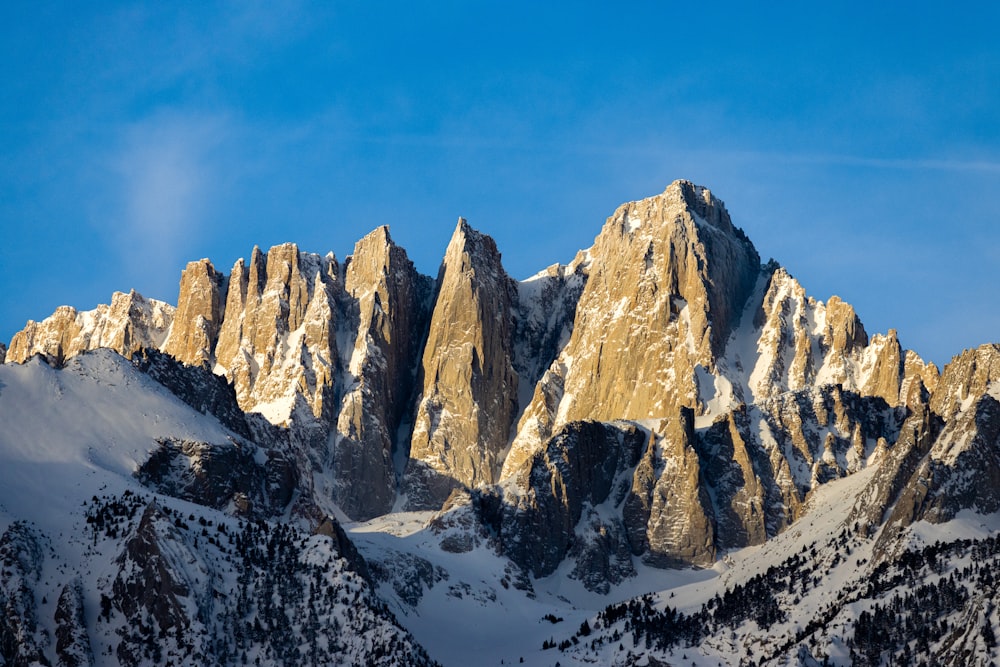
[3,180,1000,666]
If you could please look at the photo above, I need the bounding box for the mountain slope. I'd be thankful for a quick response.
[0,351,435,667]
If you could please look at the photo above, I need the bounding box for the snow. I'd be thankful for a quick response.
[347,510,717,667]
[0,348,431,667]
[0,354,217,512]
[623,212,642,233]
[363,462,903,667]
[988,380,1000,401]
[721,271,771,404]
[908,508,1000,546]
[694,364,736,426]
[0,352,237,526]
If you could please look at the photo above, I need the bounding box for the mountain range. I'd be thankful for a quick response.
[2,180,1000,666]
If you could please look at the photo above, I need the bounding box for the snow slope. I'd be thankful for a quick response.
[0,350,433,667]
[0,351,235,528]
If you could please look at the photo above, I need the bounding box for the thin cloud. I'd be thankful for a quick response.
[98,112,229,291]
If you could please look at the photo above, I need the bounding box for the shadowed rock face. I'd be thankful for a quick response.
[875,346,1000,539]
[500,420,646,577]
[102,501,433,667]
[330,226,433,520]
[136,437,295,518]
[0,523,48,666]
[130,347,251,438]
[54,578,92,667]
[112,505,203,665]
[624,410,717,568]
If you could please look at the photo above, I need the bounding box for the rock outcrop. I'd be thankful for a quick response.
[54,578,93,667]
[136,437,296,518]
[743,268,939,407]
[929,344,1000,421]
[503,181,761,477]
[162,259,227,367]
[500,420,645,577]
[623,411,717,567]
[0,522,49,666]
[214,243,341,424]
[329,227,433,520]
[6,290,173,366]
[872,345,1000,539]
[404,219,519,509]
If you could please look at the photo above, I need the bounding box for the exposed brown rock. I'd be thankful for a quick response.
[161,258,226,367]
[405,218,519,509]
[329,227,432,520]
[747,269,933,409]
[214,243,341,422]
[624,411,716,567]
[6,291,173,365]
[929,344,1000,421]
[695,408,769,550]
[504,180,761,477]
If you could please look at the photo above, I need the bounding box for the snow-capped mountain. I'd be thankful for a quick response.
[4,180,1000,665]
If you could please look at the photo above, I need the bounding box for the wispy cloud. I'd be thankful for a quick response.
[97,112,230,289]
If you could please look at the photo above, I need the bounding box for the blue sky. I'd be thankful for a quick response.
[2,2,999,367]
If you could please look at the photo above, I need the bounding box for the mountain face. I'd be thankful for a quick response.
[404,219,519,509]
[5,179,1000,666]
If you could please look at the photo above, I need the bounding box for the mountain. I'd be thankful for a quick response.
[3,180,1000,666]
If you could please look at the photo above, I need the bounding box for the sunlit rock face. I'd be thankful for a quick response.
[161,259,227,368]
[213,242,342,424]
[503,181,761,478]
[743,268,938,408]
[403,218,520,510]
[7,290,174,366]
[878,345,1000,533]
[494,180,948,573]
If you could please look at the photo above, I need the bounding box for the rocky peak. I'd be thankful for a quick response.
[162,258,226,367]
[929,344,1000,421]
[503,181,761,478]
[213,242,340,423]
[745,268,934,408]
[442,217,503,282]
[0,341,6,364]
[6,290,174,366]
[404,218,519,509]
[674,179,741,236]
[330,225,433,520]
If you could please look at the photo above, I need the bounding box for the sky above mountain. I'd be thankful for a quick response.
[2,2,998,367]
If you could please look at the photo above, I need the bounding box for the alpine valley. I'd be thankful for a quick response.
[4,180,1000,666]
